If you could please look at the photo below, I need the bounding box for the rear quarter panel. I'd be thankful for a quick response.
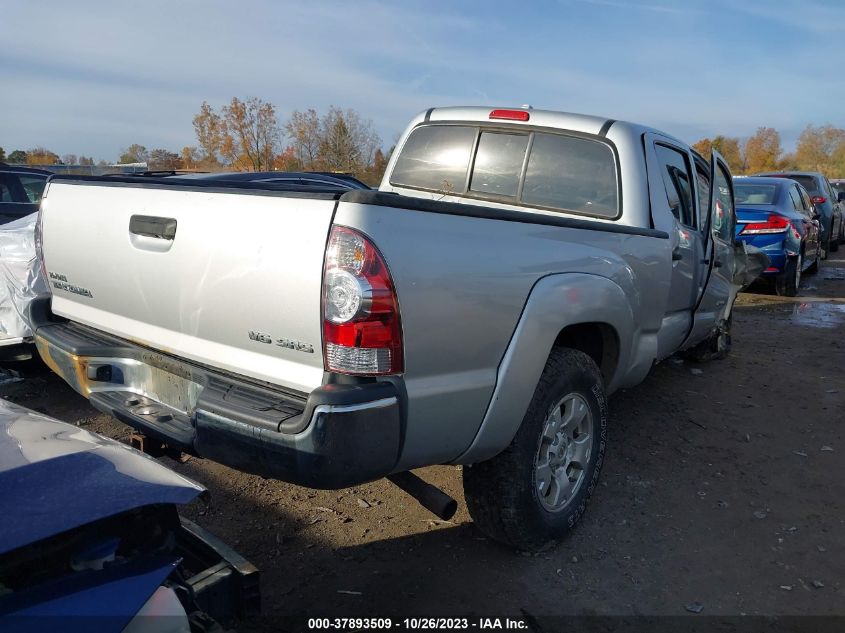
[334,201,672,469]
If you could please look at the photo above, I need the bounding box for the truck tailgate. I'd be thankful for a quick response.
[40,181,334,393]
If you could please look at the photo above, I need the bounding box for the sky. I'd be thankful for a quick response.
[1,0,844,162]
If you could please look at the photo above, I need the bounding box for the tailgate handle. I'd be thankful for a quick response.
[129,215,177,240]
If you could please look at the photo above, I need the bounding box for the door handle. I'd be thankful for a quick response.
[672,246,683,261]
[713,260,723,268]
[129,215,177,240]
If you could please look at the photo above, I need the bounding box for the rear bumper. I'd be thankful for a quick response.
[33,316,403,489]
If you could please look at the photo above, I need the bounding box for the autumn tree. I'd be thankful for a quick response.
[61,154,78,166]
[794,124,845,175]
[692,138,712,158]
[273,146,300,172]
[743,127,781,174]
[27,147,60,165]
[148,149,182,170]
[180,146,202,170]
[192,97,281,171]
[119,144,149,164]
[285,108,321,169]
[79,156,95,166]
[192,102,225,164]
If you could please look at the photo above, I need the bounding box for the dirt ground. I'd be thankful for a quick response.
[2,254,844,628]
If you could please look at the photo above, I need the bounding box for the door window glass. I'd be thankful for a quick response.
[655,144,695,227]
[713,163,735,241]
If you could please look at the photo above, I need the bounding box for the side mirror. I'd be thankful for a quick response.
[837,191,845,203]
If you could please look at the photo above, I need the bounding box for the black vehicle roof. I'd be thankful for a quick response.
[177,171,369,189]
[735,176,791,188]
[755,171,824,179]
[0,163,53,176]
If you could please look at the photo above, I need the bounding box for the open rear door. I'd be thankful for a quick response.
[684,150,737,346]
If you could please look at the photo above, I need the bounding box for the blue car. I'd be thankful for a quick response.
[734,177,821,296]
[0,400,259,632]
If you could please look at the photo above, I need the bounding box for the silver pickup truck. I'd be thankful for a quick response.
[33,106,740,550]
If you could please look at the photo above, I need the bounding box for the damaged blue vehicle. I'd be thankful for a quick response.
[0,400,259,632]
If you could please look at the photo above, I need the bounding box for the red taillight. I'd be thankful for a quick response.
[322,226,403,375]
[489,109,530,121]
[812,195,826,205]
[739,214,790,235]
[765,267,780,272]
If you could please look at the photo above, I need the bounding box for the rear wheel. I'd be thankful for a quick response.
[775,254,801,297]
[831,236,840,253]
[822,235,830,260]
[463,348,607,551]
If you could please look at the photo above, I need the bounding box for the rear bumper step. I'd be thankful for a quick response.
[34,319,402,489]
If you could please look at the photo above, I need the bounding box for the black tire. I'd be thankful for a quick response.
[822,235,830,260]
[463,348,608,551]
[775,254,801,297]
[831,237,840,253]
[684,313,732,362]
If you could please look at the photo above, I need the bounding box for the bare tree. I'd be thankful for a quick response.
[316,106,381,173]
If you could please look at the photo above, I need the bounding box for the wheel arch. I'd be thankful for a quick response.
[454,273,637,465]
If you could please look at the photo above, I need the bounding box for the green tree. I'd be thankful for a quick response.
[0,147,5,162]
[119,144,149,164]
[711,136,744,172]
[8,150,27,164]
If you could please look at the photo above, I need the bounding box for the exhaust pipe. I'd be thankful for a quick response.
[387,471,458,521]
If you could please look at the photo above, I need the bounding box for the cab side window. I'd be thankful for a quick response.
[655,144,696,228]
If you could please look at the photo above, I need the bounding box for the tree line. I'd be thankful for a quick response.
[1,96,389,184]
[692,124,845,176]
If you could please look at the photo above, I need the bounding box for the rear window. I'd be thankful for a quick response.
[780,175,819,195]
[735,183,778,205]
[390,124,619,218]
